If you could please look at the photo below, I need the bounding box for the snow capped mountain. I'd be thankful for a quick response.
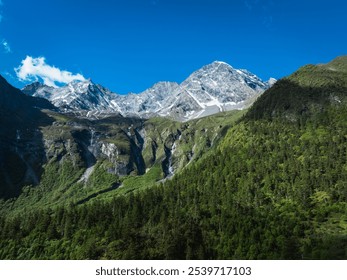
[267,77,277,87]
[115,81,180,118]
[23,79,123,116]
[23,61,276,121]
[22,82,55,100]
[156,61,273,120]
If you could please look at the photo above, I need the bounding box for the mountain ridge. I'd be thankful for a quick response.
[245,56,347,121]
[23,61,275,121]
[1,56,347,260]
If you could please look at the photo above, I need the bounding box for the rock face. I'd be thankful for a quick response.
[1,71,241,199]
[1,58,276,200]
[115,82,181,118]
[155,61,272,120]
[23,61,275,121]
[6,112,230,196]
[0,75,55,198]
[23,79,122,117]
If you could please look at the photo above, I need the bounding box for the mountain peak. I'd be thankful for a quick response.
[22,61,273,121]
[0,74,8,81]
[321,55,347,72]
[268,77,277,86]
[68,78,93,86]
[22,81,46,91]
[22,82,54,98]
[246,56,347,121]
[0,74,18,94]
[207,61,233,70]
[0,75,55,119]
[212,60,230,66]
[66,78,97,95]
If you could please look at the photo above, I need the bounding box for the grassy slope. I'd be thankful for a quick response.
[247,56,347,122]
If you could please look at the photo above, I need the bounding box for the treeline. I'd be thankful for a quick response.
[0,103,346,259]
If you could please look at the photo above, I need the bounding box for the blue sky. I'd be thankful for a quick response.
[0,0,346,93]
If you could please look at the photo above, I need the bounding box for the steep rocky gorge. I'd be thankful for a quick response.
[0,109,242,206]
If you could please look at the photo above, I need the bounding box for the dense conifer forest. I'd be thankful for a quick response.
[0,57,346,259]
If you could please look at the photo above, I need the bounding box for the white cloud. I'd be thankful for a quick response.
[1,39,11,53]
[15,56,86,87]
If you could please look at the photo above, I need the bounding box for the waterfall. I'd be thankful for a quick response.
[16,130,21,140]
[167,142,176,176]
[78,128,97,183]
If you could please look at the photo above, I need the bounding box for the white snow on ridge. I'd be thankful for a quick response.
[22,61,276,121]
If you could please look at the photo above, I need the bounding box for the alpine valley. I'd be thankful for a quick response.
[0,57,346,260]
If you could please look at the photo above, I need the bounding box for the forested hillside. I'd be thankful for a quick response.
[0,57,346,259]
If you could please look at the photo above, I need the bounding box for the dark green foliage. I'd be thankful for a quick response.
[0,109,242,212]
[1,57,347,260]
[1,103,347,259]
[246,57,347,122]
